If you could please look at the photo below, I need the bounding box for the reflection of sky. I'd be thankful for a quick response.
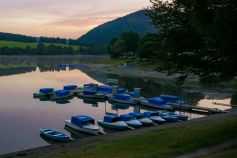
[0,0,150,38]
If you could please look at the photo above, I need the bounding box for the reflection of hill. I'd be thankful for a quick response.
[0,67,36,76]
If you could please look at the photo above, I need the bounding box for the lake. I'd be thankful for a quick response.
[0,56,233,155]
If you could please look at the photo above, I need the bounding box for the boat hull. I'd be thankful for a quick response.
[77,92,106,99]
[140,101,175,111]
[65,120,99,135]
[108,97,137,105]
[98,120,128,130]
[40,128,70,142]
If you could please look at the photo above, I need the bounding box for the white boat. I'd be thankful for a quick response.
[97,115,129,130]
[143,111,166,124]
[65,115,99,135]
[129,112,154,126]
[120,114,143,128]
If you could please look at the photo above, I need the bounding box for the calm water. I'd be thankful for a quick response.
[0,56,233,155]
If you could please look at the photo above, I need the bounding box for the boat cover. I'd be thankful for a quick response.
[39,88,54,94]
[63,85,77,91]
[103,115,121,123]
[114,93,130,100]
[129,112,144,119]
[56,90,70,97]
[98,85,112,93]
[117,88,127,93]
[84,83,95,88]
[147,98,165,105]
[71,115,95,126]
[159,95,179,102]
[143,111,159,117]
[83,90,97,95]
[120,114,133,121]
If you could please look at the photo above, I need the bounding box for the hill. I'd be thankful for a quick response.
[78,10,156,45]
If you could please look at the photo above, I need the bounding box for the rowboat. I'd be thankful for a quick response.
[65,115,99,135]
[156,111,180,122]
[108,93,137,105]
[97,115,129,130]
[51,90,73,100]
[33,88,54,98]
[143,111,166,124]
[120,114,143,128]
[140,97,174,111]
[63,85,83,95]
[40,128,70,142]
[129,112,154,126]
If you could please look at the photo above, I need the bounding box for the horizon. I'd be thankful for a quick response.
[0,0,150,39]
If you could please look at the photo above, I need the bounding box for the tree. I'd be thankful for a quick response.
[148,0,237,82]
[107,38,125,58]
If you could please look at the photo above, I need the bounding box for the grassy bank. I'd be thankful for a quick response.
[0,40,80,51]
[50,113,237,158]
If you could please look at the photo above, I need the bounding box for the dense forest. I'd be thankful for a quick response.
[108,0,237,83]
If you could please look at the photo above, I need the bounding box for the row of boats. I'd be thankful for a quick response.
[34,83,185,111]
[40,111,189,142]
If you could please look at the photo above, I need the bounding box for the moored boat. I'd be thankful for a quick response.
[65,115,99,135]
[63,85,83,95]
[97,115,129,130]
[129,112,154,126]
[159,111,188,121]
[143,111,166,124]
[159,94,186,105]
[140,97,174,111]
[77,90,106,99]
[51,90,73,100]
[120,114,143,128]
[33,88,54,98]
[108,93,137,105]
[40,128,70,142]
[157,111,180,122]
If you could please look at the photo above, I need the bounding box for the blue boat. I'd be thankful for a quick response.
[120,114,143,128]
[157,111,180,122]
[129,112,154,126]
[159,94,186,105]
[98,115,129,130]
[140,97,174,111]
[143,111,166,124]
[40,128,70,142]
[63,85,83,95]
[33,88,54,98]
[77,90,106,99]
[108,93,137,105]
[159,111,188,121]
[51,90,73,100]
[65,115,99,135]
[98,85,127,95]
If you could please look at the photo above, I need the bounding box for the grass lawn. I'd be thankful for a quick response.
[0,40,80,51]
[53,113,237,158]
[200,145,237,158]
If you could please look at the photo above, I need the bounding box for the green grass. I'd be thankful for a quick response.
[0,40,80,51]
[199,145,237,158]
[54,113,237,158]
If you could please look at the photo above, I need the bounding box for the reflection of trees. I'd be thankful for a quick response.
[0,67,36,76]
[231,93,237,105]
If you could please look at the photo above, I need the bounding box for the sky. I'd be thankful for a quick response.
[0,0,150,39]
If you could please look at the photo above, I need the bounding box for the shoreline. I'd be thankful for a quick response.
[2,108,236,158]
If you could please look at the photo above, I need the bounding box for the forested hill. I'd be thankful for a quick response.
[78,10,156,45]
[0,32,79,45]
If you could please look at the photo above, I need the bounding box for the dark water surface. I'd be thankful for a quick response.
[0,56,233,155]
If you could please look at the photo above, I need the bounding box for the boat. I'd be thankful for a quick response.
[65,115,99,135]
[33,88,54,98]
[77,90,106,99]
[40,128,70,142]
[51,90,73,100]
[63,85,83,95]
[143,111,166,124]
[159,94,186,105]
[108,93,137,105]
[120,114,143,128]
[97,115,129,130]
[98,85,127,95]
[140,97,174,111]
[156,111,180,122]
[129,112,154,126]
[159,111,188,121]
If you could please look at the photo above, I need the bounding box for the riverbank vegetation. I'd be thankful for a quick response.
[108,0,237,84]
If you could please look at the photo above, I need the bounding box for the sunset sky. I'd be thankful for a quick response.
[0,0,150,39]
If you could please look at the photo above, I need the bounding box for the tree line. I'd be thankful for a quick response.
[108,0,237,83]
[0,43,78,55]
